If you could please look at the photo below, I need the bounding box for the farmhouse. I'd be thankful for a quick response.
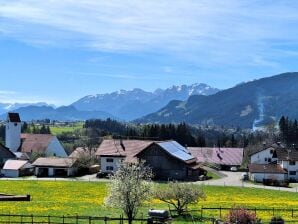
[95,139,153,173]
[249,142,298,182]
[96,139,205,180]
[32,157,77,177]
[188,147,243,170]
[1,160,33,178]
[5,112,67,158]
[0,143,15,168]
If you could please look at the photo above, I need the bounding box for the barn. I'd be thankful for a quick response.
[136,141,204,180]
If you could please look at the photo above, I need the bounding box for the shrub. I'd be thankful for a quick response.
[225,206,261,224]
[270,216,284,224]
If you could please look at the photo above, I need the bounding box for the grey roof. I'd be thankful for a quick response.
[32,157,76,168]
[157,141,194,162]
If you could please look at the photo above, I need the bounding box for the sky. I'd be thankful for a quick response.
[1,0,298,105]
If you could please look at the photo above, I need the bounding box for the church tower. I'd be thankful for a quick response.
[5,112,21,152]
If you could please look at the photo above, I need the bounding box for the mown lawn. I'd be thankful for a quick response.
[0,180,297,222]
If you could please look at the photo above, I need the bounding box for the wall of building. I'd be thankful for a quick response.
[100,157,123,173]
[1,169,19,178]
[46,137,67,157]
[250,172,286,182]
[251,149,277,164]
[5,121,21,152]
[281,161,298,181]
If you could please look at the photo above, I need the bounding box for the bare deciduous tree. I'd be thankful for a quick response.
[105,161,153,224]
[154,181,205,215]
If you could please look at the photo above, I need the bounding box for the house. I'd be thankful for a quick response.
[5,112,67,158]
[248,164,287,182]
[32,157,77,177]
[249,142,298,182]
[96,139,205,180]
[188,147,243,170]
[0,143,16,168]
[1,160,33,178]
[95,139,153,173]
[20,134,67,158]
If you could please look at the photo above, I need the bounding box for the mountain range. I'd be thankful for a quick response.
[0,83,219,121]
[71,83,219,120]
[136,72,298,129]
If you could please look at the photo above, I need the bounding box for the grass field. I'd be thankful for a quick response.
[49,122,84,135]
[0,180,297,223]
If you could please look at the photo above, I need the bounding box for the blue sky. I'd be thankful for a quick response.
[1,0,298,105]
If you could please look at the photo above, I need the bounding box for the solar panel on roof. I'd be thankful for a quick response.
[157,141,194,161]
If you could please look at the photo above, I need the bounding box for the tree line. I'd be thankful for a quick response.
[279,116,298,145]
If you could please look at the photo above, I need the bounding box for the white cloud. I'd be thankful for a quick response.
[1,0,298,67]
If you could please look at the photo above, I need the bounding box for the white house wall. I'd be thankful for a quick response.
[100,157,123,173]
[281,161,298,181]
[251,149,277,164]
[45,137,67,157]
[1,169,19,178]
[250,173,286,182]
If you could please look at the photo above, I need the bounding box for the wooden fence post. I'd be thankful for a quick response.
[89,216,91,224]
[31,214,33,224]
[201,206,203,218]
[62,215,65,224]
[48,215,51,224]
[220,206,222,218]
[292,208,294,218]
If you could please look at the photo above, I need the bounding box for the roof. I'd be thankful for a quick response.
[7,113,21,122]
[0,143,16,158]
[32,157,76,168]
[2,160,31,170]
[20,134,55,154]
[95,139,154,162]
[69,147,96,159]
[156,141,195,162]
[189,147,243,166]
[248,164,287,174]
[250,143,298,161]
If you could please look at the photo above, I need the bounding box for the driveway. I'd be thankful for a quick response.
[196,171,298,193]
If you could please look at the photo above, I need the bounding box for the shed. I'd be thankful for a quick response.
[1,160,32,177]
[32,157,77,177]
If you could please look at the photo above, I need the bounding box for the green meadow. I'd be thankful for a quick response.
[0,180,297,223]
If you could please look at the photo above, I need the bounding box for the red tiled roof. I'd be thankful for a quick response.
[20,134,54,153]
[248,164,287,174]
[95,139,154,162]
[188,147,243,166]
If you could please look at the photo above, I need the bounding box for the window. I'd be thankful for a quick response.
[289,161,296,166]
[106,158,114,163]
[268,158,272,163]
[270,150,273,154]
[106,166,114,171]
[265,158,267,162]
[289,171,296,175]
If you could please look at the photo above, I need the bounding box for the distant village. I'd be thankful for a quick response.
[0,112,297,186]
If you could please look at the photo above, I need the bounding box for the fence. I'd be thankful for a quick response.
[200,206,298,219]
[0,214,148,224]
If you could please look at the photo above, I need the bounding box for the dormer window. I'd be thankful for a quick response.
[14,123,18,126]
